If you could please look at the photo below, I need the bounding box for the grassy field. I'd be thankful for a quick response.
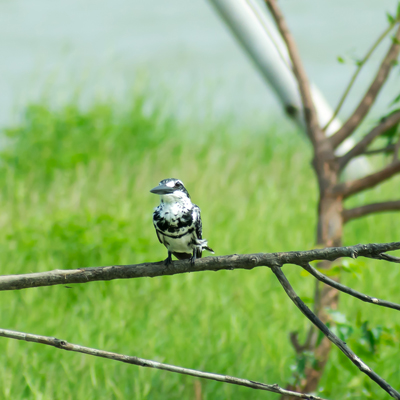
[0,92,399,399]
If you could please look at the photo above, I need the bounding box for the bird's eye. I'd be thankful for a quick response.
[175,182,182,188]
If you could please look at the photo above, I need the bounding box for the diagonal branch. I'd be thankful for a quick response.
[376,253,400,263]
[265,0,325,146]
[323,23,397,132]
[343,200,400,222]
[393,138,400,162]
[329,24,400,149]
[338,110,400,170]
[270,265,400,399]
[0,328,326,400]
[1,242,400,291]
[333,161,400,198]
[301,262,400,310]
[363,144,396,155]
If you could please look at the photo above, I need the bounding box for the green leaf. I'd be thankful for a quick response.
[392,35,400,45]
[337,56,345,64]
[387,12,396,25]
[397,1,400,20]
[337,325,354,341]
[382,122,400,140]
[361,321,376,353]
[390,93,400,106]
[379,109,400,144]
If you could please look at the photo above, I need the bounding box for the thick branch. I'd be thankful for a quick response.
[330,24,400,149]
[301,263,400,310]
[343,201,400,222]
[265,0,324,146]
[0,242,400,291]
[338,110,400,170]
[271,266,400,399]
[0,328,325,400]
[333,161,400,198]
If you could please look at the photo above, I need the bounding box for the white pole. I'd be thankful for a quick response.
[208,0,369,175]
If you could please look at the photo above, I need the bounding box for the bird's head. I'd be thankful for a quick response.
[150,178,191,203]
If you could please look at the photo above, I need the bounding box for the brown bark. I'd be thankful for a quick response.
[343,200,400,222]
[333,161,400,199]
[265,2,400,397]
[265,0,325,147]
[338,110,400,170]
[271,266,400,399]
[3,242,400,291]
[329,24,400,149]
[301,186,343,393]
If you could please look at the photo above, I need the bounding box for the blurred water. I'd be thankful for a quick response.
[0,0,398,128]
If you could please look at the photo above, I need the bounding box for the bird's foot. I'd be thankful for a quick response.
[164,252,173,267]
[190,251,197,265]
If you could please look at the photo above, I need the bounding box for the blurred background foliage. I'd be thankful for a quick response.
[0,88,399,399]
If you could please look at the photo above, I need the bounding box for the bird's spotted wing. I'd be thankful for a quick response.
[193,204,202,240]
[153,210,163,244]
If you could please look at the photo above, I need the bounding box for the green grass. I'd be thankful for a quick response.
[0,92,399,399]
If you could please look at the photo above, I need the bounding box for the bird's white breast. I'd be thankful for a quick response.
[161,233,193,253]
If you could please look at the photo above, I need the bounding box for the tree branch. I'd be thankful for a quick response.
[330,24,400,149]
[333,161,400,198]
[265,0,325,146]
[393,138,400,162]
[375,253,400,263]
[270,266,400,399]
[343,201,400,222]
[1,242,400,291]
[301,262,400,310]
[0,328,326,400]
[363,144,395,155]
[323,23,397,132]
[338,110,400,170]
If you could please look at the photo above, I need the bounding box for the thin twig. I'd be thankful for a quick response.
[338,110,400,170]
[393,138,400,163]
[1,242,400,291]
[246,0,292,71]
[324,23,397,132]
[371,253,400,263]
[301,263,400,311]
[0,328,326,400]
[343,201,400,222]
[270,266,400,399]
[363,144,395,155]
[265,0,324,146]
[289,327,314,354]
[330,24,400,149]
[333,160,400,198]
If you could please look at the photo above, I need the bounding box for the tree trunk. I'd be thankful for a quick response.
[302,193,343,391]
[283,175,344,397]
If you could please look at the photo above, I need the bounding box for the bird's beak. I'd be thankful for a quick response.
[150,184,176,195]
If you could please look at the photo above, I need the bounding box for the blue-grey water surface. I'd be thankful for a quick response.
[0,0,398,129]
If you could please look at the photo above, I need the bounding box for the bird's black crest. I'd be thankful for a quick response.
[159,178,190,198]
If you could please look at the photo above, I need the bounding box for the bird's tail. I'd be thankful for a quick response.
[197,239,214,254]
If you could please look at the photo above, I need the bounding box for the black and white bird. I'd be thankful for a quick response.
[150,178,214,265]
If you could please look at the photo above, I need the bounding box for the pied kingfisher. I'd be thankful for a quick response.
[150,178,214,265]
